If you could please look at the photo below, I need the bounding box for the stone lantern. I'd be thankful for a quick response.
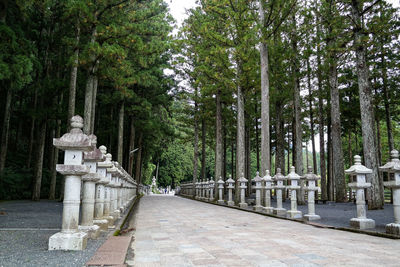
[253,172,263,211]
[262,170,274,214]
[105,155,118,225]
[94,146,113,230]
[286,166,302,219]
[49,115,92,251]
[195,179,200,199]
[78,135,104,239]
[238,173,248,208]
[205,179,210,201]
[209,177,215,201]
[273,168,287,217]
[217,177,225,204]
[199,179,203,200]
[303,166,321,221]
[345,155,375,230]
[226,175,235,206]
[379,149,400,235]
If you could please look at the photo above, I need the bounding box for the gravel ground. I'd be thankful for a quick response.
[0,200,111,267]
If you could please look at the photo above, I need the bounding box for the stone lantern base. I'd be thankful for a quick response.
[239,203,248,209]
[48,231,88,251]
[385,223,400,235]
[217,200,225,205]
[105,215,115,227]
[303,214,321,221]
[93,219,109,231]
[350,217,375,230]
[227,200,234,206]
[262,206,274,215]
[253,205,263,212]
[78,225,101,239]
[273,208,286,217]
[287,210,302,219]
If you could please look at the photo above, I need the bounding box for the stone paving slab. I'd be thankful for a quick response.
[128,195,400,267]
[86,236,131,266]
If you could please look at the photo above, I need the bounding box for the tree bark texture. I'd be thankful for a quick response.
[193,97,199,196]
[276,102,285,174]
[128,117,135,176]
[201,118,206,181]
[236,62,245,203]
[351,0,384,209]
[32,121,46,201]
[0,88,12,174]
[135,132,143,184]
[67,21,80,125]
[307,58,318,174]
[215,89,223,183]
[117,101,124,164]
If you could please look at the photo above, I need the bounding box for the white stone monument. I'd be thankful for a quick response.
[303,166,321,221]
[253,172,263,211]
[273,168,287,217]
[226,175,235,206]
[209,177,215,201]
[286,166,302,219]
[345,155,375,230]
[238,173,248,209]
[379,149,400,235]
[49,115,91,250]
[262,170,274,214]
[217,177,225,204]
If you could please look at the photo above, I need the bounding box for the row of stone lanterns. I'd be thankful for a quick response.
[48,115,139,251]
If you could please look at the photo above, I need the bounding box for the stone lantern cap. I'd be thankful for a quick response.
[253,171,262,189]
[286,166,301,180]
[263,170,273,189]
[303,166,320,181]
[53,115,92,151]
[97,147,113,168]
[226,175,235,188]
[209,177,215,186]
[345,155,373,175]
[238,173,248,183]
[273,168,286,181]
[217,177,224,185]
[379,150,400,173]
[84,135,105,162]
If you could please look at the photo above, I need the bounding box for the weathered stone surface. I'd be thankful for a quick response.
[48,231,88,251]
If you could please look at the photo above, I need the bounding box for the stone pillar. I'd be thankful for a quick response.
[238,173,248,209]
[94,146,113,230]
[273,168,287,217]
[49,115,91,251]
[286,166,302,219]
[78,135,105,239]
[195,180,199,199]
[217,177,225,204]
[379,149,400,235]
[226,176,235,206]
[345,155,375,230]
[303,166,321,221]
[209,177,215,201]
[103,154,117,226]
[199,179,204,200]
[253,172,263,211]
[262,170,274,214]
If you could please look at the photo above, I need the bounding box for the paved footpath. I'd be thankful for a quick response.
[128,195,400,267]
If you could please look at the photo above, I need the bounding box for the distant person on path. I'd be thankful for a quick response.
[164,188,167,194]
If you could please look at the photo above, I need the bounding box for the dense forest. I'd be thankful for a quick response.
[0,0,399,209]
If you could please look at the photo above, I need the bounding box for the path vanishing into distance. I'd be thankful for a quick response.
[127,195,400,267]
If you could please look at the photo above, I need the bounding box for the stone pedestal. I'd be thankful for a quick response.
[238,174,248,209]
[253,172,263,212]
[49,115,91,251]
[273,168,287,217]
[346,155,375,230]
[209,178,215,201]
[286,166,302,219]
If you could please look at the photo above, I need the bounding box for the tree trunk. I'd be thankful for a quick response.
[67,20,80,125]
[0,88,12,174]
[135,132,143,183]
[259,0,271,176]
[307,58,317,174]
[276,102,285,174]
[328,44,346,202]
[90,75,98,134]
[27,87,38,168]
[49,117,61,200]
[327,119,334,201]
[117,101,124,164]
[32,121,47,201]
[255,101,260,171]
[215,89,223,182]
[193,95,199,196]
[201,118,206,181]
[316,8,327,200]
[245,118,251,196]
[128,117,135,176]
[351,0,384,209]
[236,61,245,203]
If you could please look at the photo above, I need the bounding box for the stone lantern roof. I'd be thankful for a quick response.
[273,168,286,181]
[238,173,248,183]
[262,170,272,182]
[217,177,224,185]
[379,150,400,172]
[253,171,262,183]
[345,155,372,175]
[53,115,92,151]
[303,166,320,181]
[226,175,235,184]
[286,166,301,180]
[84,135,105,162]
